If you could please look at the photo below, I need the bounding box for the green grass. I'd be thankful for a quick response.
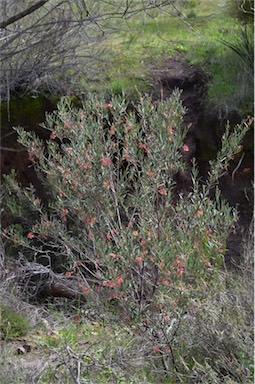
[206,50,253,111]
[0,304,31,340]
[94,0,253,112]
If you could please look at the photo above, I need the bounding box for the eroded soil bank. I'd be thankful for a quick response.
[150,57,253,265]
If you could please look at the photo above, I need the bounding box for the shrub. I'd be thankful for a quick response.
[1,91,253,382]
[1,91,252,316]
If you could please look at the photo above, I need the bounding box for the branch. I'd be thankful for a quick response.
[0,146,26,152]
[14,257,93,302]
[0,0,50,29]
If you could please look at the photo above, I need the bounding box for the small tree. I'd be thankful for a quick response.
[2,90,252,314]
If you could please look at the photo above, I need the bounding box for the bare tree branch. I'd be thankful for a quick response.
[0,0,177,99]
[0,0,50,29]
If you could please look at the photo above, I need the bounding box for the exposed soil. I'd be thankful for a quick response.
[150,57,207,172]
[150,57,254,266]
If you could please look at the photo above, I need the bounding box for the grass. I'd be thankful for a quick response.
[94,0,253,111]
[0,304,31,340]
[206,49,253,113]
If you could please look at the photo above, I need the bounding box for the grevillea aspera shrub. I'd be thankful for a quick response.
[2,90,252,314]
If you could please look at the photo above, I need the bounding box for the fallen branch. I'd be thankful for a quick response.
[14,255,94,302]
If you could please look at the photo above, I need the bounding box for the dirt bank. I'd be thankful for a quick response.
[150,57,253,265]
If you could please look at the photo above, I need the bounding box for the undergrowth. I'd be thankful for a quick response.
[0,261,253,383]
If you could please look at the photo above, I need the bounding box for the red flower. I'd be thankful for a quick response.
[27,232,34,239]
[124,154,132,162]
[116,276,124,286]
[80,161,90,171]
[103,280,115,288]
[101,157,111,167]
[194,209,203,217]
[110,292,119,299]
[182,144,189,152]
[168,127,173,136]
[82,214,96,225]
[103,103,112,109]
[106,231,114,240]
[82,287,90,294]
[66,147,72,155]
[158,186,167,196]
[153,346,160,353]
[103,276,124,288]
[125,124,132,132]
[50,132,56,140]
[65,271,72,278]
[109,252,118,259]
[161,279,170,286]
[64,120,70,129]
[177,268,185,276]
[138,142,149,154]
[102,181,113,190]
